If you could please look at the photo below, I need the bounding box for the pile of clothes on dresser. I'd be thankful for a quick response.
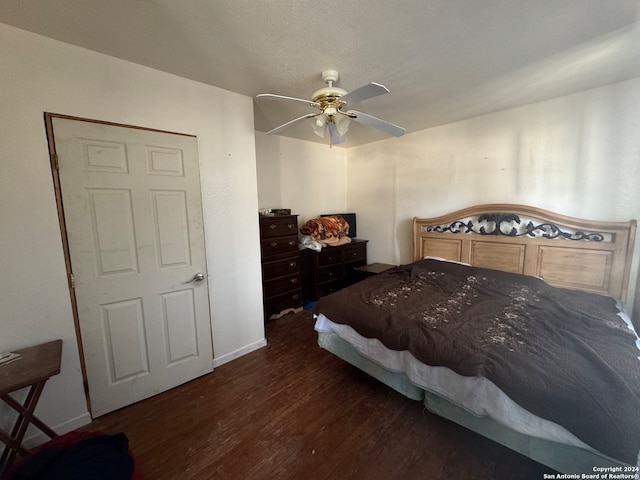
[299,215,351,251]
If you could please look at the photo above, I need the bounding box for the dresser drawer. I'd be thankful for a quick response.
[260,216,299,238]
[318,264,342,283]
[264,289,302,314]
[318,248,342,266]
[261,235,298,259]
[263,273,301,298]
[318,279,342,297]
[262,256,300,281]
[343,244,367,263]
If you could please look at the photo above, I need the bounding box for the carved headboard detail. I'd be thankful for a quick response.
[413,204,636,301]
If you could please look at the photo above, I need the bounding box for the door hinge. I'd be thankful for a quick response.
[83,379,89,396]
[70,272,76,288]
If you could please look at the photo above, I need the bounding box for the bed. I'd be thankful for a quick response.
[312,204,640,474]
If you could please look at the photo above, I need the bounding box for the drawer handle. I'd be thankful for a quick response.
[289,261,297,267]
[287,223,295,229]
[353,252,358,256]
[292,294,299,300]
[288,241,296,246]
[269,224,277,229]
[271,241,278,247]
[290,278,298,284]
[328,272,333,277]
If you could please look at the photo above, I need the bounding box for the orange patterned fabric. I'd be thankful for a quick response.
[300,215,350,241]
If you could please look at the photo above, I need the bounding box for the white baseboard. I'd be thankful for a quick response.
[24,411,92,449]
[213,338,267,368]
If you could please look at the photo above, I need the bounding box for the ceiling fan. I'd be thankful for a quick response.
[256,70,405,146]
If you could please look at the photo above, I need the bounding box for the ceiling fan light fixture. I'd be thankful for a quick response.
[334,113,350,137]
[312,114,327,137]
[324,105,338,117]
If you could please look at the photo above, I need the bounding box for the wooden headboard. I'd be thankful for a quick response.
[413,204,637,302]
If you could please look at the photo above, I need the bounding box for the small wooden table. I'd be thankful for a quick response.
[354,263,396,277]
[0,339,62,470]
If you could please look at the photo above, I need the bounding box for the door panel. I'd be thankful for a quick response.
[88,188,138,275]
[152,190,191,267]
[161,288,199,363]
[102,298,149,382]
[52,117,213,416]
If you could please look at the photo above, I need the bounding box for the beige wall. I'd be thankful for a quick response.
[0,24,265,439]
[255,132,348,224]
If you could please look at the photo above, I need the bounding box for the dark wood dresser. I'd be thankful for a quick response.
[300,239,368,303]
[259,214,302,320]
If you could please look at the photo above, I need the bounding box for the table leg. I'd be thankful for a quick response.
[1,386,58,439]
[0,380,57,469]
[0,429,28,456]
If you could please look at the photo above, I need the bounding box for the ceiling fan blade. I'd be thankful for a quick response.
[348,110,406,137]
[339,82,389,106]
[256,93,321,109]
[328,122,346,145]
[266,113,320,135]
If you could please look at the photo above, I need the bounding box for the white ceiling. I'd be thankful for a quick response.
[2,1,640,147]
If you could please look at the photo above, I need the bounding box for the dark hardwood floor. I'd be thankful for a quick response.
[83,310,553,479]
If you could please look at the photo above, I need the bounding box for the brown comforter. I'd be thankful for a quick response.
[313,259,640,464]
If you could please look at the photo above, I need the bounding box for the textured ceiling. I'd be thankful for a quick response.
[2,1,640,147]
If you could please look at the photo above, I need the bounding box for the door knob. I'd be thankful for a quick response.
[186,273,205,283]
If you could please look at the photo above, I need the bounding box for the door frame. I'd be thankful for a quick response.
[44,112,203,416]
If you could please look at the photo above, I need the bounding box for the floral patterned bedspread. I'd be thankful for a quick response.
[313,259,640,464]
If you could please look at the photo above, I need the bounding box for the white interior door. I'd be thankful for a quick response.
[52,117,213,416]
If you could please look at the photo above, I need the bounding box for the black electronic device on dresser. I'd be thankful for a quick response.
[300,239,368,303]
[259,214,302,320]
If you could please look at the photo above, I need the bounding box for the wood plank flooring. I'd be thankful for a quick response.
[83,310,553,479]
